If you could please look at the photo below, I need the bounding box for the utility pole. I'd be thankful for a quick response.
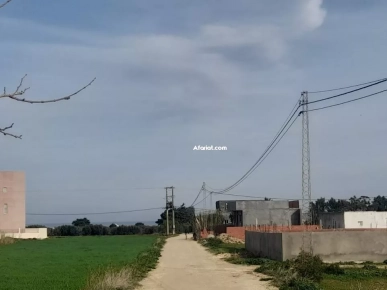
[165,187,169,236]
[210,189,213,231]
[165,186,175,235]
[172,186,175,235]
[300,91,313,253]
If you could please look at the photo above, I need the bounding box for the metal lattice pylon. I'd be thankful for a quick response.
[203,188,206,209]
[301,91,313,253]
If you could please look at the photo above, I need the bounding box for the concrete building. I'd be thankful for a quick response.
[0,171,25,231]
[320,211,387,229]
[0,171,47,239]
[215,200,300,226]
[246,230,387,262]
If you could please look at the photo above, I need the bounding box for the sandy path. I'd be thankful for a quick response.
[139,234,276,290]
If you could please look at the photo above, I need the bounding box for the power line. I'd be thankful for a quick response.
[205,97,302,195]
[194,192,387,205]
[209,78,386,194]
[205,185,224,192]
[306,89,387,113]
[223,114,299,191]
[20,187,200,193]
[210,107,300,194]
[212,192,302,200]
[190,184,204,206]
[26,206,165,216]
[308,77,387,94]
[193,188,210,207]
[306,78,387,105]
[196,77,387,204]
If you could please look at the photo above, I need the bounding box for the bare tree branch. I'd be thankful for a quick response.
[0,123,22,139]
[0,0,12,9]
[0,0,96,140]
[0,76,96,104]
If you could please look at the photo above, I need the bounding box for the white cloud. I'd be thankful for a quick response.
[0,1,335,223]
[298,0,327,31]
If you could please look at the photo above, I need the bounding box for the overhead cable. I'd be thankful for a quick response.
[190,186,203,206]
[27,206,165,216]
[306,89,387,113]
[308,77,387,94]
[306,78,387,105]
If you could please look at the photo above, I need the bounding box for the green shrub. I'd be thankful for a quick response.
[293,251,324,282]
[205,237,223,247]
[324,263,345,275]
[384,260,387,265]
[361,261,373,265]
[281,277,322,290]
[26,225,46,228]
[243,257,271,265]
[254,252,324,289]
[363,264,378,270]
[255,260,283,274]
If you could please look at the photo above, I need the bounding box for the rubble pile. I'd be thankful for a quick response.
[218,233,244,244]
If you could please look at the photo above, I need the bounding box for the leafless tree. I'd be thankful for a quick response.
[0,0,95,139]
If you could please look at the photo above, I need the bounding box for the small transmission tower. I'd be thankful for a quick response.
[300,91,313,253]
[203,182,207,209]
[165,186,175,235]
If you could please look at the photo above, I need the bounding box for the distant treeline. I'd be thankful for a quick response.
[310,195,387,224]
[49,224,159,236]
[27,218,160,236]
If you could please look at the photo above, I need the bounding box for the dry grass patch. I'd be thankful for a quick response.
[0,233,16,245]
[84,237,166,290]
[85,266,136,290]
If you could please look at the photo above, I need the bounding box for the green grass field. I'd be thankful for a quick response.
[322,278,387,290]
[0,235,158,290]
[322,269,387,290]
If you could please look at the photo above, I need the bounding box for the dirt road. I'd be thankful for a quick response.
[140,234,275,290]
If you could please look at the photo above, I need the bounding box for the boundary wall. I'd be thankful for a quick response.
[246,229,387,262]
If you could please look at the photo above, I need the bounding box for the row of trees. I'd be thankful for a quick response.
[27,218,159,236]
[310,195,387,224]
[48,224,158,236]
[155,203,195,234]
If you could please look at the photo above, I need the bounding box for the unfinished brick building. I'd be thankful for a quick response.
[0,171,25,231]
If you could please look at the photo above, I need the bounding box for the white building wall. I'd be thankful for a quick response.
[344,212,387,229]
[1,228,47,239]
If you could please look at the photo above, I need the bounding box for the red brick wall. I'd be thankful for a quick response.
[210,225,322,241]
[225,225,322,241]
[226,227,246,240]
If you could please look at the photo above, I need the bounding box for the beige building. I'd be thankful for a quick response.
[320,211,387,229]
[0,171,26,231]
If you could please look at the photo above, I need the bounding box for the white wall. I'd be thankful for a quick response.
[1,228,47,239]
[344,212,387,229]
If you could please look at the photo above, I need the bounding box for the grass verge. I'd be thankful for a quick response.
[0,234,16,245]
[84,237,166,290]
[321,267,387,290]
[200,237,271,266]
[200,237,387,290]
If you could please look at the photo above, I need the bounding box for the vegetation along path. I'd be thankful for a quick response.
[140,234,275,290]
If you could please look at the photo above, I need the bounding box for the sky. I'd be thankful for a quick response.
[0,0,386,225]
